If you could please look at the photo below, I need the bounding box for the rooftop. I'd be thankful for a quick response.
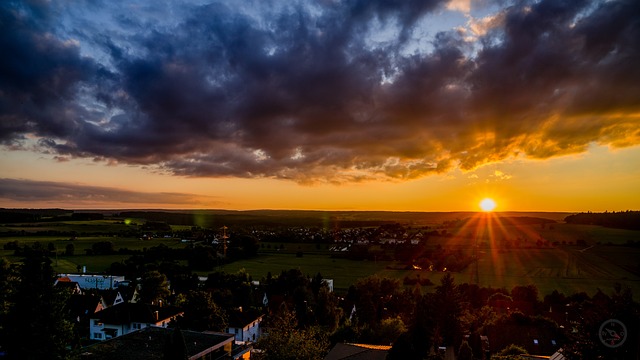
[324,343,391,360]
[91,302,183,325]
[74,326,235,360]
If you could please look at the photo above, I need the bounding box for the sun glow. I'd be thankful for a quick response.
[479,198,497,212]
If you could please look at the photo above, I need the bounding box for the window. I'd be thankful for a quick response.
[93,333,102,339]
[93,320,99,326]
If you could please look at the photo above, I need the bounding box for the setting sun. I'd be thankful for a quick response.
[480,198,497,212]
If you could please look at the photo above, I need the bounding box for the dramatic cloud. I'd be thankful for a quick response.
[1,0,639,183]
[0,178,219,207]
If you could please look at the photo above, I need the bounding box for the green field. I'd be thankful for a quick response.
[0,232,184,274]
[214,253,400,290]
[212,246,640,296]
[0,219,141,234]
[1,214,639,298]
[216,220,640,296]
[460,246,640,296]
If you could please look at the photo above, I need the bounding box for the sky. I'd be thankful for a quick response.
[1,0,639,212]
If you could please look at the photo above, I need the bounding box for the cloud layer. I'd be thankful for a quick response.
[0,178,217,207]
[1,0,639,183]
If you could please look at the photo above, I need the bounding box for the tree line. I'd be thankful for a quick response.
[565,211,640,230]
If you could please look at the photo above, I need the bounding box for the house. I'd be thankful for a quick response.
[68,294,105,322]
[322,279,334,292]
[226,308,264,343]
[67,294,105,338]
[89,302,184,340]
[57,274,125,290]
[95,289,125,307]
[73,326,251,360]
[54,280,83,295]
[68,294,105,318]
[95,287,141,307]
[324,343,391,360]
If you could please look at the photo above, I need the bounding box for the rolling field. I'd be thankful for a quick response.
[214,246,640,296]
[214,253,397,291]
[1,214,638,298]
[439,220,640,296]
[458,246,640,296]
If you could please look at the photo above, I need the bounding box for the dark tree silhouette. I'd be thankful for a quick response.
[434,273,463,347]
[256,308,329,360]
[176,290,228,332]
[3,253,73,359]
[138,270,171,305]
[564,211,640,230]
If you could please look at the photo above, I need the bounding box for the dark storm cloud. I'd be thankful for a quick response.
[0,178,218,206]
[1,0,639,182]
[0,0,100,145]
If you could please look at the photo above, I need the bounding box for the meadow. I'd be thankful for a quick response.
[215,244,640,296]
[1,212,638,297]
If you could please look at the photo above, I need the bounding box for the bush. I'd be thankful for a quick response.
[3,241,19,250]
[495,344,528,358]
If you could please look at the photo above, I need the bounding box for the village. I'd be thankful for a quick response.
[1,212,639,359]
[0,235,637,360]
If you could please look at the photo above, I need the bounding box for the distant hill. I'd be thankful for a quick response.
[116,210,572,226]
[0,209,103,223]
[0,208,71,223]
[564,211,640,230]
[1,208,571,227]
[459,216,558,228]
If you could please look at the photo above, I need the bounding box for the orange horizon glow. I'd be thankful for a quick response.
[0,144,639,212]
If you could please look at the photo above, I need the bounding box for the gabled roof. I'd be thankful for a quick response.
[114,285,138,302]
[324,343,391,360]
[91,302,183,325]
[68,294,103,318]
[227,308,264,328]
[95,289,123,306]
[73,326,235,360]
[55,281,82,293]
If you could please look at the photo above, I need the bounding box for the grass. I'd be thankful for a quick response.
[1,216,639,298]
[0,219,136,233]
[213,245,640,297]
[456,246,640,297]
[214,253,396,291]
[0,235,185,274]
[51,255,131,274]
